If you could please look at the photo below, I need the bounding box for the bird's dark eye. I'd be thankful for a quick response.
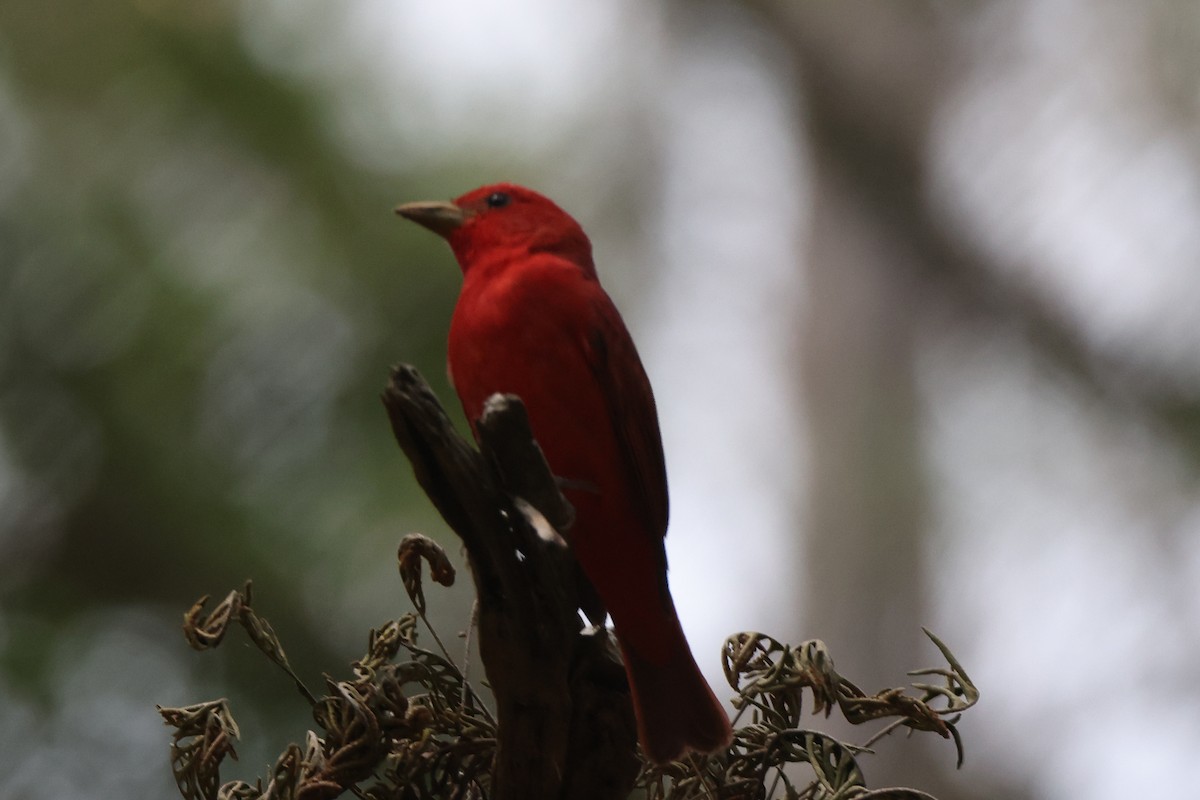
[486,191,510,209]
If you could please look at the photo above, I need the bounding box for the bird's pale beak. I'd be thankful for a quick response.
[394,200,465,237]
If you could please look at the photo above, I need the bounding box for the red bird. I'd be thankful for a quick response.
[396,183,732,764]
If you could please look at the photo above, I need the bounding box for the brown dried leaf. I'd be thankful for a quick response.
[397,533,456,614]
[182,590,243,651]
[158,699,241,800]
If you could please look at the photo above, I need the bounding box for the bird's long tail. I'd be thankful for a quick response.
[617,616,733,765]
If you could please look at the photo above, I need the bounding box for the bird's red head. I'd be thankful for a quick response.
[396,183,594,275]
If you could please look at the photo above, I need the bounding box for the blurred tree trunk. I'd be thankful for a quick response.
[798,112,950,800]
[800,161,928,694]
[746,3,1028,797]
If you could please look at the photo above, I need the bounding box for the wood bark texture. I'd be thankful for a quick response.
[381,364,640,800]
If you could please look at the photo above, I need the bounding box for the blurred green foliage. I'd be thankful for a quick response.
[0,3,497,794]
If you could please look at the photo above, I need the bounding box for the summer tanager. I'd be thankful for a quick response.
[396,183,732,764]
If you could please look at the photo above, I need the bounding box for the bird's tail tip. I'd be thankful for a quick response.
[622,639,734,765]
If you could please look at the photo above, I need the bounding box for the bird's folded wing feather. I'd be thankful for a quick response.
[583,298,670,542]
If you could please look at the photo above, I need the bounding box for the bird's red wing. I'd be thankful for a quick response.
[584,299,670,541]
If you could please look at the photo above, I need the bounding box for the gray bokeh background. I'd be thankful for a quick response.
[2,2,1198,798]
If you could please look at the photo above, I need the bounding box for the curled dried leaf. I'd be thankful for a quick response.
[158,699,241,800]
[183,590,242,651]
[722,632,841,729]
[397,533,456,614]
[262,742,304,800]
[216,781,260,800]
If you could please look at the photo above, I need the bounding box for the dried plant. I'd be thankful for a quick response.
[636,630,977,800]
[160,367,978,799]
[160,544,976,800]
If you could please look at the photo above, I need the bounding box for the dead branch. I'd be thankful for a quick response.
[380,364,639,800]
